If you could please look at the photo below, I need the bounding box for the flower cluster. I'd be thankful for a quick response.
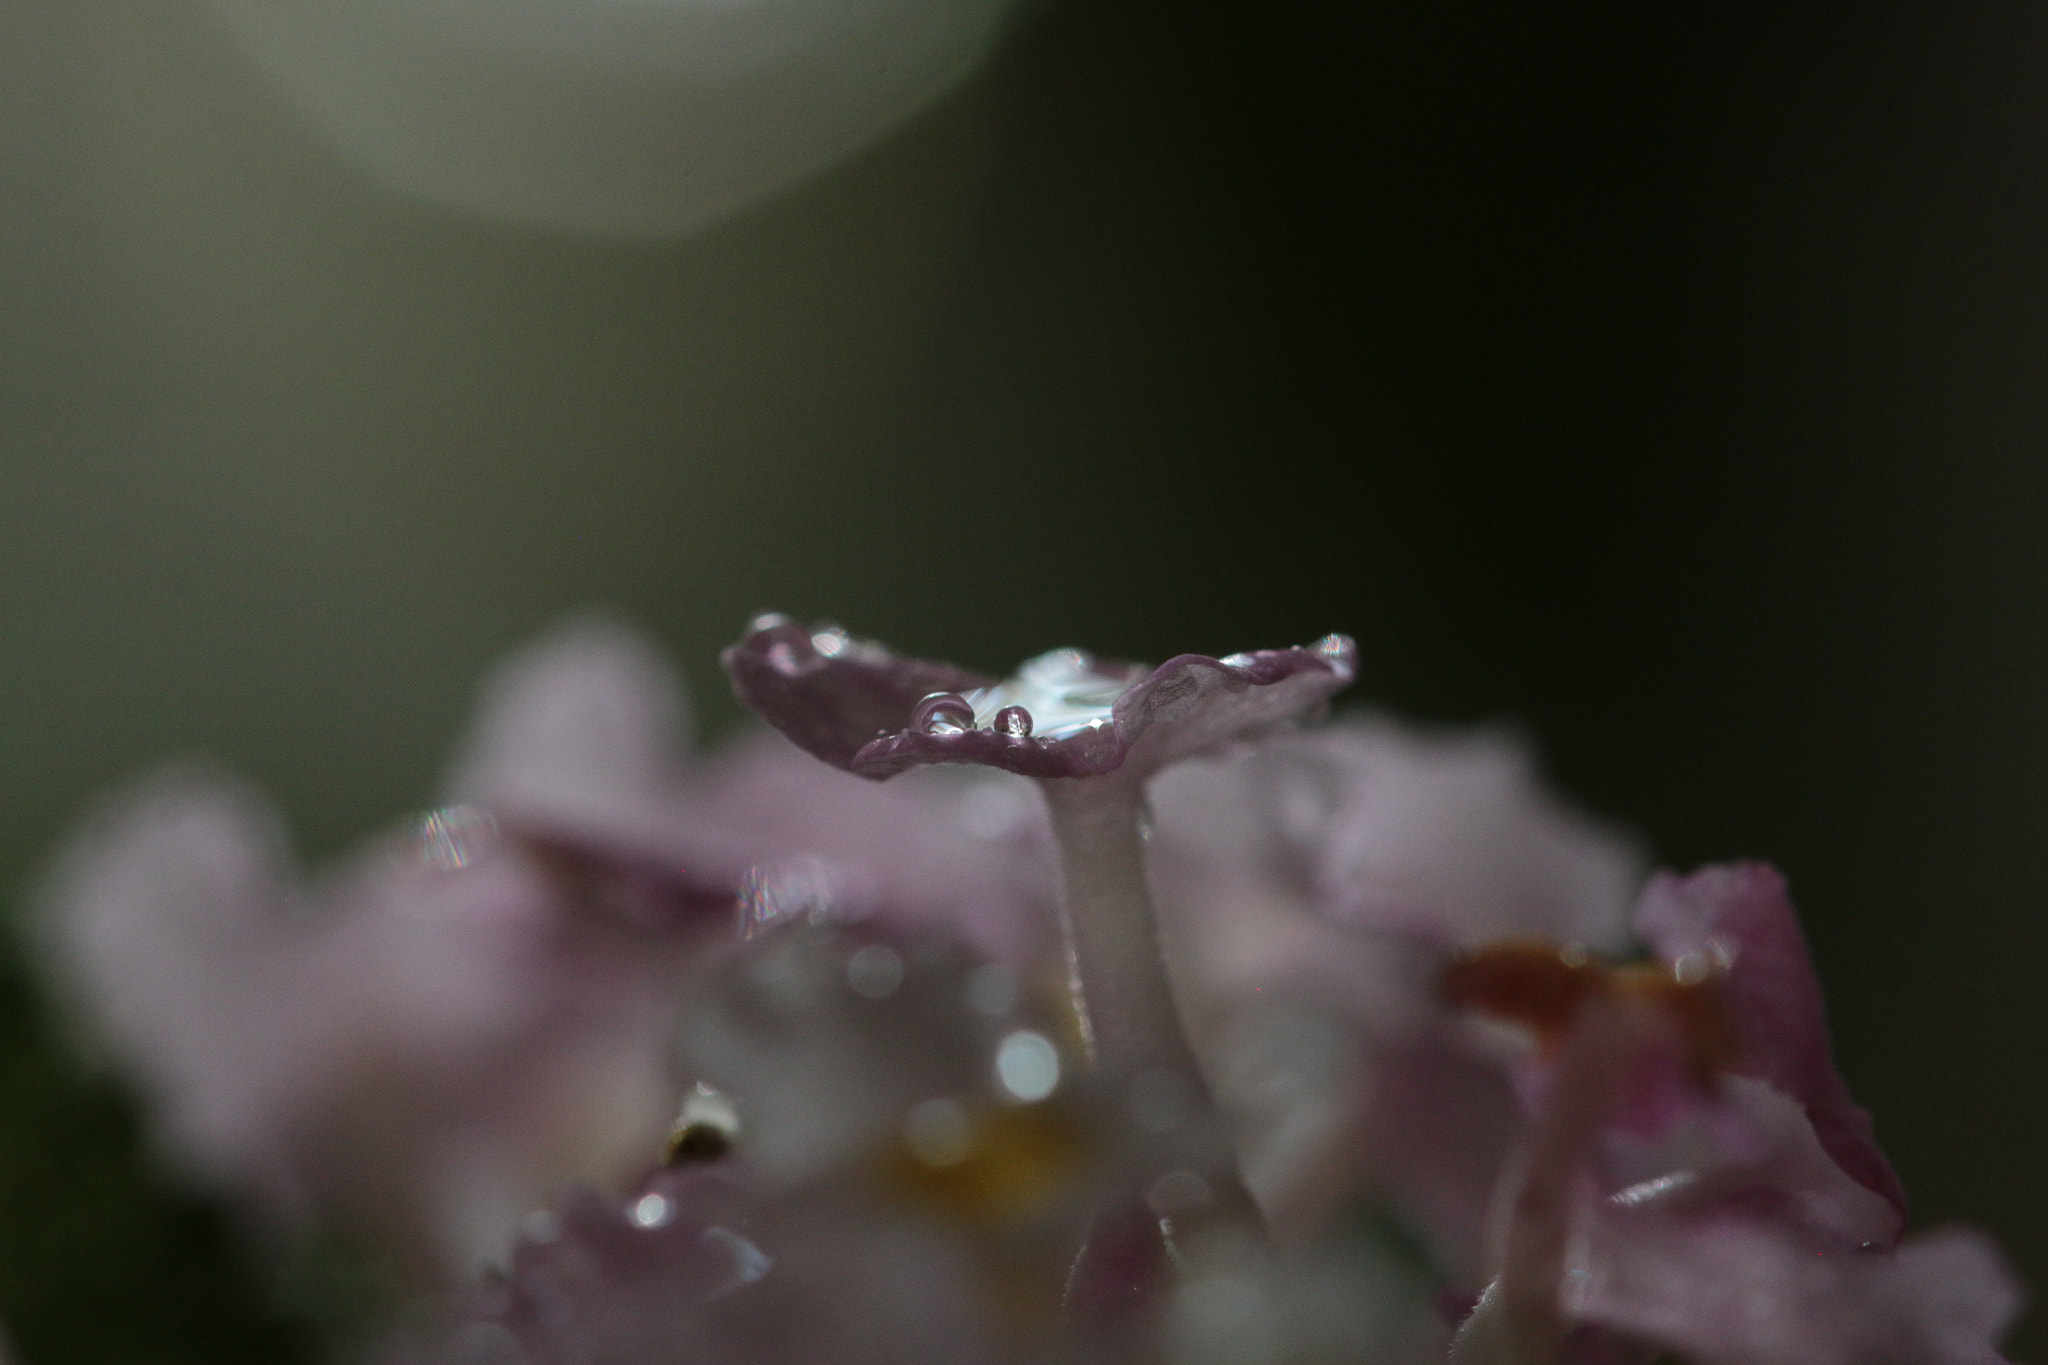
[37,615,2020,1364]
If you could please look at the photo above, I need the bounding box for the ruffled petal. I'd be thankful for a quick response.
[723,615,1357,782]
[1634,864,1908,1226]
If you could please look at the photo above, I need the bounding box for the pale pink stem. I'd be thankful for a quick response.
[1451,996,1676,1365]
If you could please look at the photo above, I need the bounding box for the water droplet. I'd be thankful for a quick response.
[1219,652,1256,669]
[700,1227,772,1293]
[736,858,836,938]
[1671,951,1710,985]
[664,1083,740,1164]
[903,1098,973,1168]
[405,805,499,871]
[748,612,792,634]
[965,962,1018,1016]
[846,943,905,999]
[994,1030,1061,1102]
[913,692,975,736]
[1313,633,1359,676]
[1609,1170,1697,1207]
[631,1192,673,1229]
[811,626,849,658]
[994,705,1033,738]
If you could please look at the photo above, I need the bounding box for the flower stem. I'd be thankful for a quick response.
[1450,996,1674,1365]
[1037,773,1200,1083]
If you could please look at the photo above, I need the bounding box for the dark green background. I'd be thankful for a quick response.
[0,0,2041,1358]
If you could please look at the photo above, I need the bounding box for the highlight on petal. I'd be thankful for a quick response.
[203,0,1022,235]
[723,614,1358,781]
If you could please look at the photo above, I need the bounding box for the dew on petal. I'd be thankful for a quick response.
[405,805,499,871]
[913,692,976,736]
[811,626,850,658]
[700,1226,772,1293]
[994,705,1034,738]
[664,1082,741,1165]
[630,1193,673,1229]
[737,857,836,939]
[994,1030,1060,1102]
[1313,633,1360,678]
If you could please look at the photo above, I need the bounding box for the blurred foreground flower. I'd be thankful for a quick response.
[37,616,2022,1363]
[200,0,1021,234]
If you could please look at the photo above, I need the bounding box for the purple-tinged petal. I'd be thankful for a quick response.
[443,614,692,837]
[32,769,312,1200]
[721,616,994,772]
[1569,1213,2019,1365]
[692,732,1058,967]
[1634,864,1908,1226]
[723,615,1357,781]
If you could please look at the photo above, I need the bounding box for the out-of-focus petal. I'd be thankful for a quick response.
[443,614,692,846]
[1634,864,1908,1225]
[1146,719,1641,1261]
[1569,1213,2020,1365]
[697,731,1057,966]
[33,769,311,1203]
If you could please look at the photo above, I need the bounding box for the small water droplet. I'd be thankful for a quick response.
[811,626,849,658]
[700,1227,772,1292]
[664,1083,741,1164]
[405,805,499,871]
[913,692,975,736]
[994,705,1033,738]
[846,943,905,999]
[1313,633,1358,674]
[994,1030,1061,1101]
[736,858,836,938]
[631,1193,673,1229]
[903,1098,973,1167]
[748,612,792,634]
[1219,652,1255,669]
[1671,951,1710,985]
